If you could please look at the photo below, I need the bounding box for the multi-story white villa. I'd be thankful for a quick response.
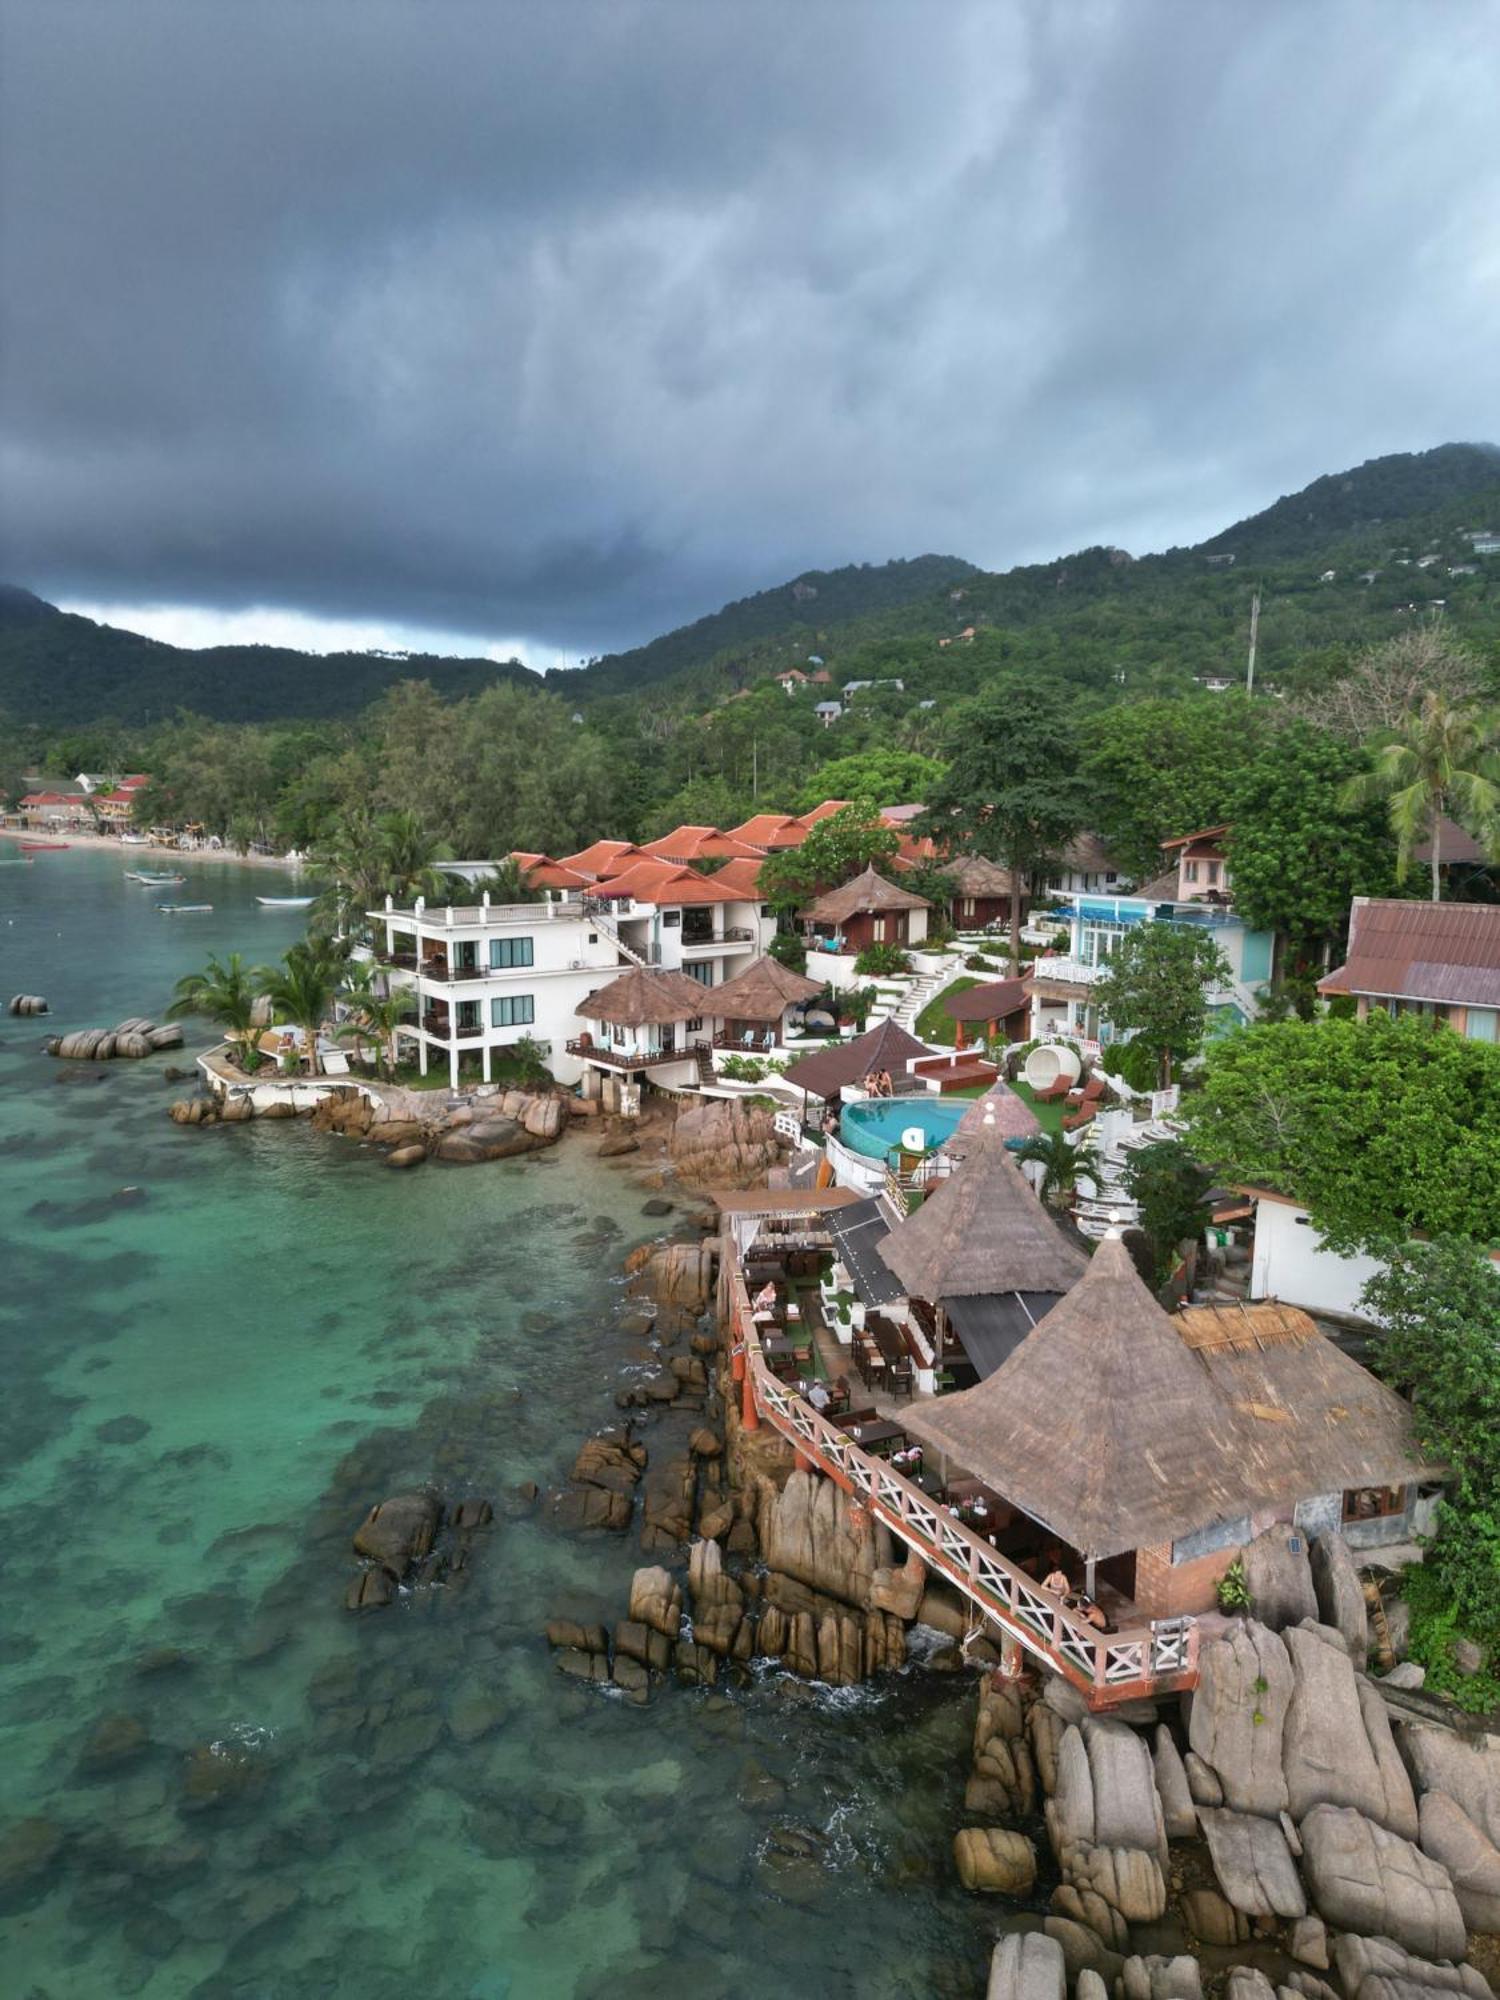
[366,852,777,1089]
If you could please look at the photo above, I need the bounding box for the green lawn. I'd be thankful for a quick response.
[1012,1077,1066,1136]
[916,976,981,1044]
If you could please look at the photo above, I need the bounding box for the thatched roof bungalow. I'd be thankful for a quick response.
[568,967,715,1092]
[941,853,1025,930]
[944,976,1030,1046]
[802,866,931,954]
[708,955,823,1051]
[903,1236,1436,1618]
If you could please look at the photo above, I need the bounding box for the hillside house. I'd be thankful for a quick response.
[1318,897,1500,1042]
[814,701,843,727]
[1046,833,1128,898]
[802,866,930,957]
[940,853,1025,930]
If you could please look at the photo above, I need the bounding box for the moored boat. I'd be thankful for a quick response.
[126,871,187,884]
[255,895,315,908]
[20,840,69,851]
[157,903,214,914]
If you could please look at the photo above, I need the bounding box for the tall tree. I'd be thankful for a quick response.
[1121,1140,1215,1285]
[1224,720,1396,969]
[1296,625,1485,741]
[1081,695,1273,882]
[1340,692,1500,900]
[167,952,262,1062]
[1362,1242,1500,1704]
[758,800,900,913]
[1187,1013,1500,1254]
[1092,924,1232,1087]
[256,938,347,1077]
[376,809,454,904]
[917,682,1091,972]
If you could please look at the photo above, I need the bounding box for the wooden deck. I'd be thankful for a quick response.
[727,1257,1201,1708]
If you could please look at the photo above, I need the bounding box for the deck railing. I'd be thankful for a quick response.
[728,1260,1198,1705]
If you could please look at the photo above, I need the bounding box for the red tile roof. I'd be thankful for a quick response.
[711,856,765,897]
[798,799,852,826]
[641,825,766,863]
[593,858,743,907]
[560,838,651,878]
[728,812,806,849]
[1320,898,1500,1009]
[510,851,592,891]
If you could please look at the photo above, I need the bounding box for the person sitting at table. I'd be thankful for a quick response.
[1042,1566,1072,1597]
[807,1380,831,1413]
[1073,1595,1113,1633]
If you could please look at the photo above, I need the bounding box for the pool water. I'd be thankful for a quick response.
[840,1097,968,1161]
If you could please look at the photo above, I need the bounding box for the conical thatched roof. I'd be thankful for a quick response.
[878,1101,1085,1301]
[953,1082,1039,1143]
[708,954,823,1021]
[804,866,930,923]
[577,966,712,1027]
[903,1237,1436,1560]
[903,1234,1256,1559]
[782,1017,928,1099]
[942,854,1018,897]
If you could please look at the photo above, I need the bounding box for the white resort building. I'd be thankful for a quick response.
[366,853,778,1091]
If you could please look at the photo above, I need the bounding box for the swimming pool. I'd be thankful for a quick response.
[840,1095,969,1160]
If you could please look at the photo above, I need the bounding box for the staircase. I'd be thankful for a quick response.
[585,903,653,969]
[692,1044,716,1087]
[891,950,963,1030]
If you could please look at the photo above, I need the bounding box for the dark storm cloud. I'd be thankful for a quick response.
[1,0,1497,655]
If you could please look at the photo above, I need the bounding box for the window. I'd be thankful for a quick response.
[686,1016,703,1032]
[1466,1007,1497,1043]
[490,995,535,1028]
[662,909,681,927]
[1343,1484,1407,1523]
[1184,860,1199,883]
[489,936,534,970]
[685,961,713,986]
[1206,861,1221,886]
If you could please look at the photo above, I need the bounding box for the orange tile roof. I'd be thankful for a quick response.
[798,799,852,826]
[560,838,651,878]
[711,856,765,897]
[593,858,742,906]
[510,850,592,891]
[729,813,806,850]
[641,824,767,863]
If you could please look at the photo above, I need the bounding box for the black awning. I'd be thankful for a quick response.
[942,1290,1064,1379]
[828,1196,907,1309]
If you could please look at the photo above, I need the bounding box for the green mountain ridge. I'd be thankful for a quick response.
[3,443,1499,729]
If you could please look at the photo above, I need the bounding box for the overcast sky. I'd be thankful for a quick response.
[2,1,1498,669]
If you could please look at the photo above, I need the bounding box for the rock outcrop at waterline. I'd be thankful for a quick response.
[7,993,48,1016]
[47,1018,183,1059]
[166,1078,568,1164]
[668,1096,786,1189]
[344,1488,493,1610]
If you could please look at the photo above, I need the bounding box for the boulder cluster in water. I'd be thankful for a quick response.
[46,1017,184,1060]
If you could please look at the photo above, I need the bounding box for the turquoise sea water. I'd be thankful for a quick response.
[840,1098,968,1162]
[0,849,995,1998]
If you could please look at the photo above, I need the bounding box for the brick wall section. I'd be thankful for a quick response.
[1135,1541,1239,1620]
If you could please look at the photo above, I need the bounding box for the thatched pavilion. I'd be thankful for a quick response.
[569,966,713,1105]
[802,866,931,954]
[903,1233,1436,1617]
[707,954,823,1051]
[874,1098,1086,1381]
[782,1017,928,1104]
[941,853,1025,930]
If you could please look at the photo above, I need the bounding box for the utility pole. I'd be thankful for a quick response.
[752,738,759,800]
[1246,588,1261,696]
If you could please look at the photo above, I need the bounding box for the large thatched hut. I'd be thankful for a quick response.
[707,954,823,1052]
[802,866,930,954]
[903,1234,1436,1619]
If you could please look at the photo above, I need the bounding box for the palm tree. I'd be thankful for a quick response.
[167,952,262,1066]
[256,939,345,1076]
[1014,1129,1081,1209]
[309,804,385,940]
[377,810,454,905]
[1340,693,1500,901]
[463,855,547,905]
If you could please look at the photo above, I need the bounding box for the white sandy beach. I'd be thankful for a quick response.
[0,825,304,872]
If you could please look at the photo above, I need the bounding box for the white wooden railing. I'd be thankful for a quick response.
[729,1263,1198,1704]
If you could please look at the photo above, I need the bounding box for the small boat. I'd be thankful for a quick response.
[126,871,186,885]
[256,895,315,908]
[157,902,214,914]
[20,839,69,851]
[119,832,150,845]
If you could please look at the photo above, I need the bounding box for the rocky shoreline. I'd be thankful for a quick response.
[504,1185,1500,2000]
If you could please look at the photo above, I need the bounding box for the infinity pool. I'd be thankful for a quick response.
[840,1095,968,1160]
